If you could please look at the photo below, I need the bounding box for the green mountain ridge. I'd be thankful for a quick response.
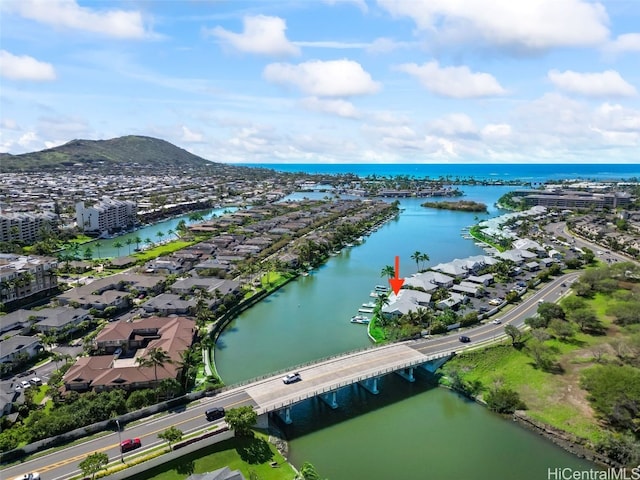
[0,135,216,172]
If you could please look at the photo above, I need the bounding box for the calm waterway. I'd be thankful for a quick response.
[215,185,596,478]
[68,206,236,259]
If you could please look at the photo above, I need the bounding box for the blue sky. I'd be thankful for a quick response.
[1,0,639,164]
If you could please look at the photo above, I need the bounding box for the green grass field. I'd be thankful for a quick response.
[440,285,636,447]
[132,431,296,480]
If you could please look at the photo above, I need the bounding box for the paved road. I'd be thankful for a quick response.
[2,273,578,480]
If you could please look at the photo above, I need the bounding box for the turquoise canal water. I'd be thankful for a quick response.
[67,206,236,259]
[214,185,597,478]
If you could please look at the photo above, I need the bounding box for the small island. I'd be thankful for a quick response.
[421,200,488,212]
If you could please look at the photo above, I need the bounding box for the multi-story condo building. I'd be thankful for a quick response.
[512,190,632,210]
[0,254,58,310]
[75,197,137,235]
[0,212,58,243]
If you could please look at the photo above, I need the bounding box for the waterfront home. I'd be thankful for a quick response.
[382,290,432,318]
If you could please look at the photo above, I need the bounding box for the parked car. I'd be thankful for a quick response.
[459,335,471,343]
[20,380,31,389]
[205,407,225,421]
[29,377,42,386]
[282,372,302,384]
[120,438,141,453]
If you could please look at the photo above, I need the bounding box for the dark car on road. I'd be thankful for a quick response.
[120,438,141,453]
[205,407,225,421]
[459,335,471,343]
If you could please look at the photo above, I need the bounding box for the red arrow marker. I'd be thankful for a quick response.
[389,255,405,295]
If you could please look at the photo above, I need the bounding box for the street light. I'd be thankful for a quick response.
[115,419,124,463]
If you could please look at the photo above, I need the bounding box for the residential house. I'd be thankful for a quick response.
[0,309,34,335]
[0,335,42,364]
[140,293,193,316]
[382,290,432,318]
[63,316,196,392]
[170,277,240,297]
[31,306,91,335]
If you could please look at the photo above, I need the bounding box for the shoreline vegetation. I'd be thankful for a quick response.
[440,262,640,469]
[421,200,488,212]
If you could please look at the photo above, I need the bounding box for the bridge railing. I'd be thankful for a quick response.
[258,349,455,412]
[214,341,396,393]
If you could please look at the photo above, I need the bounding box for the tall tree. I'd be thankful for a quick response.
[411,251,422,271]
[225,406,257,437]
[380,265,395,279]
[136,347,173,384]
[113,240,124,257]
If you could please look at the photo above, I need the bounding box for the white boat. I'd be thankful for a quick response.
[361,302,376,308]
[374,285,389,292]
[358,307,374,313]
[350,315,370,324]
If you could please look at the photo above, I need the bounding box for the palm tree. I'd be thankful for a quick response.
[125,238,133,255]
[411,251,422,271]
[380,265,395,279]
[94,241,102,260]
[134,235,142,251]
[113,240,123,257]
[136,346,173,385]
[156,231,165,244]
[419,252,430,271]
[167,228,177,239]
[145,237,153,249]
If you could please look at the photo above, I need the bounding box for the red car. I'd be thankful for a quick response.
[120,438,141,453]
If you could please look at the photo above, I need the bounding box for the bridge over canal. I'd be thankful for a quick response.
[238,341,456,423]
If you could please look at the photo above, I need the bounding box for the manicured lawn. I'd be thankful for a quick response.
[134,431,296,480]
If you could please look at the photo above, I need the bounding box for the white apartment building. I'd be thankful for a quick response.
[0,211,58,243]
[75,198,137,235]
[0,254,58,306]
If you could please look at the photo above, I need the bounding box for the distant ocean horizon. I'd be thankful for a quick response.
[237,163,640,182]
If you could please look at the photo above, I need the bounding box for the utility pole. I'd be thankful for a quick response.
[115,419,124,463]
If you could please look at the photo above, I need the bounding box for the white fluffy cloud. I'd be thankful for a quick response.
[300,97,360,118]
[208,15,300,57]
[427,113,477,137]
[604,33,640,55]
[0,50,56,81]
[396,61,507,98]
[548,69,637,97]
[377,0,609,51]
[5,0,150,39]
[180,126,204,143]
[263,59,381,97]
